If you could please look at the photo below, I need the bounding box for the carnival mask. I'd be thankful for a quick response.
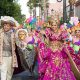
[18,30,27,40]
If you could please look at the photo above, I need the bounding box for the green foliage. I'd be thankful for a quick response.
[27,0,40,9]
[27,0,45,17]
[0,0,26,24]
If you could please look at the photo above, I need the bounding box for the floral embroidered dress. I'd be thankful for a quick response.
[70,40,80,72]
[38,28,76,80]
[68,35,80,72]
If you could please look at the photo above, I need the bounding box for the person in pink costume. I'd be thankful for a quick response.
[38,20,80,80]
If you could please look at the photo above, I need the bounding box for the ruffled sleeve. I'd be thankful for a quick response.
[38,42,51,74]
[38,42,51,60]
[60,31,68,40]
[45,28,51,37]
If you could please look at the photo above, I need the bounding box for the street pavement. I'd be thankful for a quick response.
[12,70,38,80]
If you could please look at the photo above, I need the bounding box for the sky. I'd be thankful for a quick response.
[18,0,30,18]
[18,0,62,18]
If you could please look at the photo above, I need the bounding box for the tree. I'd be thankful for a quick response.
[42,0,49,21]
[27,0,40,18]
[27,0,49,20]
[0,0,26,24]
[38,0,44,19]
[27,0,34,16]
[0,0,14,16]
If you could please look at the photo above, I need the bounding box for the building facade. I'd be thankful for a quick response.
[48,1,63,17]
[75,0,80,19]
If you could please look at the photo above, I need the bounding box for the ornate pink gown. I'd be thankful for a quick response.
[38,29,76,80]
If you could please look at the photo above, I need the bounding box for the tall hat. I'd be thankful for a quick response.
[1,16,19,27]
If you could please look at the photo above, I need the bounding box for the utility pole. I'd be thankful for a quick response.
[63,0,67,22]
[57,0,66,22]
